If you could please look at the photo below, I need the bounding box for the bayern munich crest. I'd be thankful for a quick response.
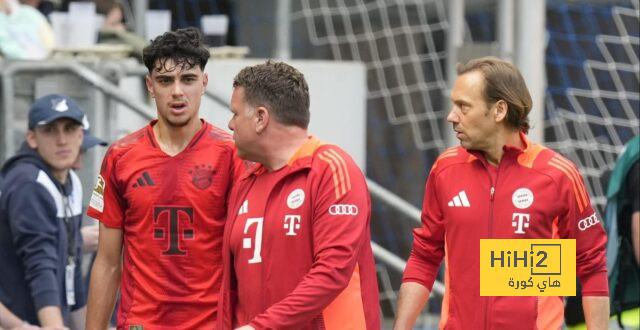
[287,188,305,209]
[512,188,534,209]
[189,164,215,189]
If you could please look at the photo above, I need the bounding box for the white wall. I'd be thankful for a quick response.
[201,59,368,170]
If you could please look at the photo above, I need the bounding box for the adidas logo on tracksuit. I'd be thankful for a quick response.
[448,190,470,207]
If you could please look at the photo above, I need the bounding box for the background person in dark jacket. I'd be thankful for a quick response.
[0,94,89,329]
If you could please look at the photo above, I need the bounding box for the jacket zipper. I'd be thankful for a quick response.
[257,166,309,313]
[484,161,501,329]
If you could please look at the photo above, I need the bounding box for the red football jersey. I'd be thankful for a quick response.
[88,120,243,329]
[218,137,380,329]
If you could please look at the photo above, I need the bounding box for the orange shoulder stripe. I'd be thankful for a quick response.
[318,152,341,200]
[549,157,586,210]
[322,150,347,198]
[432,148,459,171]
[548,158,586,212]
[551,156,589,207]
[326,149,352,192]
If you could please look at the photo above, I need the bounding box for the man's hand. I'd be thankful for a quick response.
[583,296,610,330]
[37,306,65,330]
[393,282,431,330]
[81,226,99,253]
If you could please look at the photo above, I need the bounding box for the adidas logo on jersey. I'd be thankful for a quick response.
[132,171,155,188]
[448,190,470,207]
[238,200,248,215]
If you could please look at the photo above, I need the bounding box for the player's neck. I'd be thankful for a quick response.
[153,118,203,156]
[484,129,524,166]
[262,126,309,171]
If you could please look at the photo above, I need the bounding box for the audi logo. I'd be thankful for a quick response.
[328,204,359,215]
[578,212,600,231]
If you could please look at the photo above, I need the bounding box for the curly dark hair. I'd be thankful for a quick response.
[233,60,310,129]
[142,27,210,73]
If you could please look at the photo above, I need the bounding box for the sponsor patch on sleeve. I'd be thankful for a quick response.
[89,175,105,212]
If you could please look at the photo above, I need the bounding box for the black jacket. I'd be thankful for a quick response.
[0,143,85,325]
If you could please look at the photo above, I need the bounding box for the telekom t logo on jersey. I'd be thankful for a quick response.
[153,206,195,255]
[284,215,301,236]
[512,213,531,234]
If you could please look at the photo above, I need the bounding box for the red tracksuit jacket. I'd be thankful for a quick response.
[403,132,608,329]
[217,137,380,330]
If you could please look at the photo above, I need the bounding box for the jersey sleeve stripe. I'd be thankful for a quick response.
[432,150,459,171]
[326,149,352,192]
[550,156,589,207]
[318,153,342,199]
[549,157,587,209]
[548,158,586,212]
[443,146,458,154]
[322,151,347,197]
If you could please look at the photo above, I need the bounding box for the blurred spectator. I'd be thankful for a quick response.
[605,135,639,328]
[149,0,234,46]
[0,94,88,329]
[59,0,146,58]
[19,0,55,18]
[0,0,54,59]
[95,0,125,32]
[566,136,640,329]
[74,129,107,254]
[59,0,125,31]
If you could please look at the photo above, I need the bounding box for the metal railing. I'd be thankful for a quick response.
[0,59,444,297]
[1,60,153,158]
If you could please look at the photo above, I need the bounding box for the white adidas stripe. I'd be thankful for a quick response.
[448,191,470,207]
[238,200,249,215]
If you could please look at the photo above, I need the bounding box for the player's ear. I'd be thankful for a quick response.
[255,106,269,134]
[494,99,508,123]
[202,73,209,93]
[145,75,154,98]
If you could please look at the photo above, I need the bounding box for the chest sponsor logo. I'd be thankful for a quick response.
[284,215,301,236]
[512,213,531,234]
[448,190,470,207]
[578,212,599,231]
[287,188,305,209]
[512,188,534,209]
[329,204,358,216]
[153,206,194,255]
[189,164,215,189]
[243,217,263,264]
